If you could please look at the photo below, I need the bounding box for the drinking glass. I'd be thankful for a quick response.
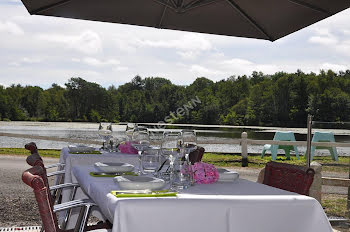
[181,129,197,185]
[142,147,160,175]
[181,129,197,154]
[98,122,113,151]
[149,130,163,147]
[172,159,192,190]
[161,131,183,189]
[125,123,136,140]
[131,129,150,174]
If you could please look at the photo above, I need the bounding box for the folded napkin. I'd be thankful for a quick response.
[118,141,138,154]
[70,151,102,154]
[90,171,137,177]
[111,190,177,198]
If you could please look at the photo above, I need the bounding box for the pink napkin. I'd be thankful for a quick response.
[118,141,138,154]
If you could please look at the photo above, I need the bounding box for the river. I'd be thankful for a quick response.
[1,121,349,156]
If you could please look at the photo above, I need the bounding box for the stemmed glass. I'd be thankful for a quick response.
[161,131,183,188]
[131,129,150,174]
[181,129,197,157]
[125,123,136,140]
[181,129,197,185]
[98,122,113,151]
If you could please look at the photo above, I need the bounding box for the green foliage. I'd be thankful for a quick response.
[2,70,350,125]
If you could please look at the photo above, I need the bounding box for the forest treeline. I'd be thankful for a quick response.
[1,69,350,127]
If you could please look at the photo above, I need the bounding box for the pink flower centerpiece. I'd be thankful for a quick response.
[192,162,219,184]
[118,141,138,154]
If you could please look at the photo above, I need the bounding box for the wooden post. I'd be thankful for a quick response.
[306,115,313,168]
[310,161,322,203]
[241,132,248,167]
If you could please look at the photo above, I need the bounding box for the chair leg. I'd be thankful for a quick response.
[293,146,299,160]
[284,149,291,160]
[271,145,278,161]
[310,146,316,161]
[330,148,339,161]
[74,205,93,232]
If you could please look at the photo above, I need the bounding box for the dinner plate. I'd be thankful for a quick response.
[94,162,134,173]
[114,175,166,190]
[217,168,239,182]
[68,145,95,153]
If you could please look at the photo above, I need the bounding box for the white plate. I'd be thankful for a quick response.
[114,175,166,190]
[217,168,239,182]
[68,145,95,153]
[94,162,134,173]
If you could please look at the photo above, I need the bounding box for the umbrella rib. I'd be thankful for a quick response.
[154,0,177,11]
[29,0,74,15]
[288,0,331,15]
[225,0,273,41]
[183,0,221,12]
[158,4,168,28]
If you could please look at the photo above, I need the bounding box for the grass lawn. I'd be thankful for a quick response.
[322,194,349,218]
[0,147,61,158]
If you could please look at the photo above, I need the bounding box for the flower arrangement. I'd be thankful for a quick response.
[192,162,219,184]
[118,141,138,154]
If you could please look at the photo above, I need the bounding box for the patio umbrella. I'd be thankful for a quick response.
[20,0,350,41]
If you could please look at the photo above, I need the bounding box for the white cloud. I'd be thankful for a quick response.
[21,57,42,63]
[190,65,225,76]
[320,63,349,72]
[309,36,338,46]
[38,30,102,54]
[176,51,199,60]
[114,66,129,71]
[82,57,120,67]
[308,28,338,46]
[8,57,42,66]
[335,40,350,56]
[138,34,212,52]
[222,58,253,66]
[0,20,23,35]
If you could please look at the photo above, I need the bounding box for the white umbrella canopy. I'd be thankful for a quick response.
[20,0,350,41]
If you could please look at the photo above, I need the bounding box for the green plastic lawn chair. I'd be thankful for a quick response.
[310,131,338,161]
[261,131,300,160]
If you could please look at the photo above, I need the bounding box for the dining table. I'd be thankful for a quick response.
[58,147,139,228]
[59,147,333,232]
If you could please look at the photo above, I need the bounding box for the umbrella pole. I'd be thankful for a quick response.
[306,115,313,168]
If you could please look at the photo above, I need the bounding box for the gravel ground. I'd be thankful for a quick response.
[0,155,57,227]
[0,155,348,231]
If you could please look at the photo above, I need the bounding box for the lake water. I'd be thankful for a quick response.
[1,121,350,156]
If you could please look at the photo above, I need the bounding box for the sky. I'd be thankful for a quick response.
[1,1,350,89]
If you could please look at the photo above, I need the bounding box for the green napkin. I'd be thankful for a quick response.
[70,151,102,154]
[111,190,177,198]
[90,172,137,177]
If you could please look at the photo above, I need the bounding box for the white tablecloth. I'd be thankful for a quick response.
[73,165,332,232]
[59,148,139,228]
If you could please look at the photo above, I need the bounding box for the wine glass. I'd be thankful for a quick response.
[131,129,150,174]
[125,123,136,140]
[181,129,197,156]
[98,122,113,151]
[181,129,197,185]
[161,131,183,188]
